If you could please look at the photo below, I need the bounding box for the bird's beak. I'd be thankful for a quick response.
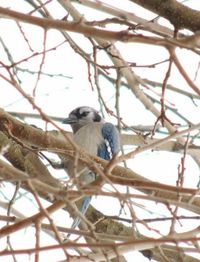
[62,117,78,124]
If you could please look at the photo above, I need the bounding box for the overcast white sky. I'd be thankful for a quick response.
[0,1,200,261]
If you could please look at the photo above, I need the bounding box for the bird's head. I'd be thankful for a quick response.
[63,106,102,133]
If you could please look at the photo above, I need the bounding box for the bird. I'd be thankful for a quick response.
[62,106,120,229]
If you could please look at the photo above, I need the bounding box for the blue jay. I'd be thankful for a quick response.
[63,106,120,229]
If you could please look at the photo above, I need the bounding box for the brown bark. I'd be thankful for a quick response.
[130,0,200,32]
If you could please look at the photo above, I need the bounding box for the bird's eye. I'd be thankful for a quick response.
[81,111,89,117]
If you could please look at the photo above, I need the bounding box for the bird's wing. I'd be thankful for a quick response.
[98,122,120,160]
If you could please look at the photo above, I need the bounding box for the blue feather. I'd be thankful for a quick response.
[101,122,120,156]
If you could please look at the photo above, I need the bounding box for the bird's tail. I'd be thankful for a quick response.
[70,195,92,230]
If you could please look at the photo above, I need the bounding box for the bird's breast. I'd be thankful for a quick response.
[73,123,104,155]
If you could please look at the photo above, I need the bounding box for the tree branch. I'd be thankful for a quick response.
[130,0,200,32]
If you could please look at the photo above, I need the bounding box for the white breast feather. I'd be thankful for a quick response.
[65,123,103,183]
[73,123,103,155]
